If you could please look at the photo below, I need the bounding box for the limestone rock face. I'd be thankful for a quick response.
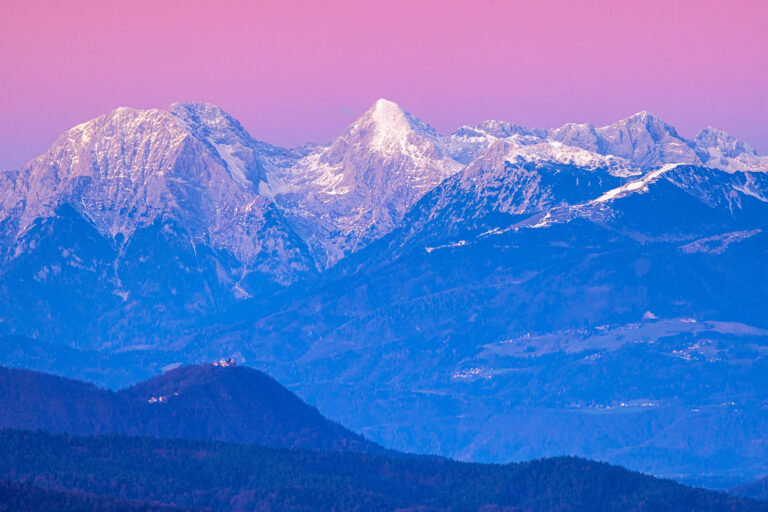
[261,99,463,266]
[0,105,314,285]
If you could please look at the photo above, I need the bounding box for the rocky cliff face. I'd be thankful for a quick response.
[0,106,313,284]
[457,111,768,172]
[261,99,463,267]
[0,105,316,348]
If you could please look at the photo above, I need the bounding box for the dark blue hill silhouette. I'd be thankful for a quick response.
[119,363,379,451]
[0,479,191,512]
[0,364,382,453]
[733,476,768,501]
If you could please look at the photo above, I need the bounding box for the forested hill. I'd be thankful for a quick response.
[0,364,382,453]
[0,429,764,512]
[0,479,192,512]
[733,476,768,501]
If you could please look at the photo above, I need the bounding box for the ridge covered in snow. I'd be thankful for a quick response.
[2,99,767,275]
[0,105,314,285]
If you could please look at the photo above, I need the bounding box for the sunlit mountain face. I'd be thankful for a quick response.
[2,99,768,488]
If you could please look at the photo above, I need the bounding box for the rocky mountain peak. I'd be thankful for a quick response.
[369,97,409,122]
[600,110,678,140]
[696,127,756,157]
[0,107,191,235]
[549,122,601,153]
[627,109,660,123]
[169,102,248,143]
[472,120,545,139]
[169,101,283,187]
[343,98,443,156]
[261,99,462,266]
[0,104,316,289]
[594,111,700,167]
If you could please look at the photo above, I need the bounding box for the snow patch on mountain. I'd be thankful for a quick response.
[592,164,680,203]
[214,143,252,186]
[681,229,762,254]
[503,141,638,176]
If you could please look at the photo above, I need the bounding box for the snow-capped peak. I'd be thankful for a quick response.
[347,98,443,155]
[549,122,601,153]
[261,98,462,266]
[692,126,768,173]
[0,104,317,284]
[600,110,679,139]
[370,97,407,122]
[592,111,699,167]
[468,120,545,139]
[627,110,660,122]
[367,99,415,150]
[609,111,675,134]
[695,127,756,157]
[170,101,237,126]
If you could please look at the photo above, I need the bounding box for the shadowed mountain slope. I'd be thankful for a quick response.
[732,476,768,501]
[0,364,382,453]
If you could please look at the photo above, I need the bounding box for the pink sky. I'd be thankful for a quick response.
[1,0,766,169]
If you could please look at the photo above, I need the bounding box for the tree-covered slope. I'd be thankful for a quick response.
[0,429,764,512]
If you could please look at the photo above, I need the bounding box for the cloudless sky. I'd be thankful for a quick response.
[1,0,766,169]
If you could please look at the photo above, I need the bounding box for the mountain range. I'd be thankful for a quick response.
[1,99,767,487]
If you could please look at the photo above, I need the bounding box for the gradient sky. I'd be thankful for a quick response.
[1,0,767,169]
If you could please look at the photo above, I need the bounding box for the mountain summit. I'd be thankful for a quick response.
[261,98,462,266]
[0,105,312,280]
[547,111,700,167]
[0,104,315,348]
[354,98,447,155]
